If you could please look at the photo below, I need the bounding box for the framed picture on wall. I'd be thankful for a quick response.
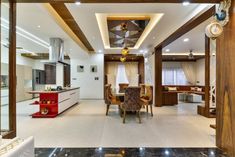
[90,65,97,73]
[77,65,84,72]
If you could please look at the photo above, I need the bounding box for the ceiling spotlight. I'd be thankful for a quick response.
[165,49,170,52]
[139,50,144,53]
[98,50,102,53]
[183,38,189,42]
[182,1,190,6]
[37,25,41,28]
[75,1,81,5]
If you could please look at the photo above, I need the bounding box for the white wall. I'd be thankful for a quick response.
[71,54,104,99]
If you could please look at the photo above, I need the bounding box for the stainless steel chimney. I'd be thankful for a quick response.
[49,38,64,62]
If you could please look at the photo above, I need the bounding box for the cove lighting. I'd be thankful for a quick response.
[182,1,190,6]
[1,17,50,49]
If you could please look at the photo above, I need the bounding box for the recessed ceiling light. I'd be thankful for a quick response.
[165,49,170,52]
[153,36,156,40]
[98,50,102,53]
[75,1,81,5]
[139,50,144,53]
[37,25,41,28]
[182,1,190,6]
[183,38,189,42]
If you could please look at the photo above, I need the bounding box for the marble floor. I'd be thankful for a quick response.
[35,148,227,157]
[16,99,216,148]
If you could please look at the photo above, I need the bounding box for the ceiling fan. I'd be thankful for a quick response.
[188,50,194,60]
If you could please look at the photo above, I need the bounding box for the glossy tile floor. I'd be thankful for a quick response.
[35,148,227,157]
[17,99,216,147]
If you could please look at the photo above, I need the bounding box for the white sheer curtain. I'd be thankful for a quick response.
[181,62,196,85]
[124,62,139,86]
[116,64,129,90]
[162,67,188,85]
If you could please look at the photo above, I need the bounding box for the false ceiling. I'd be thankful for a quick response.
[1,3,214,59]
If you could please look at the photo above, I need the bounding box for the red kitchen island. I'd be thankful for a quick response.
[28,87,80,118]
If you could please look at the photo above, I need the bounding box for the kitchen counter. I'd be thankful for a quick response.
[28,87,80,118]
[28,87,80,94]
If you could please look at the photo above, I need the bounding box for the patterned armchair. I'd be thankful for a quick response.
[141,85,153,116]
[121,87,141,123]
[119,83,129,93]
[105,84,121,116]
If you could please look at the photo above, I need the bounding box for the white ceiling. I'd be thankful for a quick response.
[163,18,213,55]
[1,3,214,58]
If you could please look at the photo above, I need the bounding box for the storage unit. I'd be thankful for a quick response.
[28,88,79,118]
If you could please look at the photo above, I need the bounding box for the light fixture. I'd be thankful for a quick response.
[183,38,189,42]
[139,50,144,53]
[75,1,81,5]
[182,1,190,6]
[152,36,156,40]
[165,49,170,52]
[188,50,194,59]
[164,150,170,155]
[98,50,103,53]
[121,47,129,56]
[37,25,41,28]
[120,57,126,62]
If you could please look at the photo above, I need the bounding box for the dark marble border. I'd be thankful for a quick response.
[35,148,227,157]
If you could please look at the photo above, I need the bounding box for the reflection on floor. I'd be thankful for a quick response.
[35,148,227,157]
[17,99,215,147]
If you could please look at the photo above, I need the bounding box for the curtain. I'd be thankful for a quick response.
[106,62,118,90]
[181,62,196,85]
[124,62,138,86]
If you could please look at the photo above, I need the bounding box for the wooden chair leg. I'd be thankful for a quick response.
[150,104,153,116]
[118,105,122,117]
[106,104,110,116]
[123,110,126,123]
[146,104,149,115]
[137,111,141,123]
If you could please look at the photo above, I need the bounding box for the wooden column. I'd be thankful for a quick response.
[216,1,235,156]
[154,47,162,107]
[205,35,210,117]
[4,0,17,138]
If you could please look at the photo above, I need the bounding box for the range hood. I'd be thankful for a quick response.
[42,38,66,65]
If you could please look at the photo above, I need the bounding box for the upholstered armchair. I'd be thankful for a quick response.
[121,87,141,123]
[119,83,129,93]
[105,84,121,116]
[140,84,146,97]
[141,85,153,116]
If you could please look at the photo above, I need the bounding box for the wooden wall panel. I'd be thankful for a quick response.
[216,1,235,156]
[154,47,162,107]
[138,57,145,84]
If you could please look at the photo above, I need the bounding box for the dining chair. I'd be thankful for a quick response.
[141,85,153,116]
[119,83,129,93]
[121,87,141,123]
[140,84,146,97]
[105,84,121,116]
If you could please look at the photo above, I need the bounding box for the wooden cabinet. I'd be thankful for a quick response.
[45,64,56,84]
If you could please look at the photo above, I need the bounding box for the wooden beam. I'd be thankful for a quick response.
[216,0,235,156]
[154,47,162,107]
[155,6,216,50]
[14,0,220,3]
[204,35,210,117]
[44,3,94,53]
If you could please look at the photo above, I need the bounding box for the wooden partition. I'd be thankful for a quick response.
[216,1,235,156]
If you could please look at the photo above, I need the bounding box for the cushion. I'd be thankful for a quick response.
[190,87,196,91]
[197,88,202,92]
[168,87,177,91]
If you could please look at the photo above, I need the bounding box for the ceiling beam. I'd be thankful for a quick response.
[44,3,94,53]
[155,5,216,50]
[15,0,220,3]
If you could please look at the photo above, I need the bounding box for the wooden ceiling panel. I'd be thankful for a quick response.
[21,53,70,60]
[49,3,94,52]
[105,54,144,62]
[162,55,204,61]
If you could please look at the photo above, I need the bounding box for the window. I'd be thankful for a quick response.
[162,68,188,85]
[116,64,129,89]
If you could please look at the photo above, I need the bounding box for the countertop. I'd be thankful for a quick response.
[28,87,80,94]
